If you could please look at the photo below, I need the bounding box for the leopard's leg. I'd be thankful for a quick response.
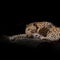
[40,33,60,41]
[8,34,28,40]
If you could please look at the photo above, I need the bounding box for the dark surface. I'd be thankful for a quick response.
[0,16,60,53]
[0,35,60,53]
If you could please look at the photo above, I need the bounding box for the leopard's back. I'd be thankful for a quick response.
[45,26,60,41]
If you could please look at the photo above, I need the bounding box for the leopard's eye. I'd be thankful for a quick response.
[28,29,30,31]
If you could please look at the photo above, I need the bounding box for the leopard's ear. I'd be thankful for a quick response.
[33,22,37,26]
[33,23,36,26]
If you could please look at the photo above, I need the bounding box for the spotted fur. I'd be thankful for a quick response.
[25,21,54,36]
[44,26,60,41]
[25,21,60,41]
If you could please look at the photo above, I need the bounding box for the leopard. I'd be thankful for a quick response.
[25,21,54,37]
[25,21,60,41]
[7,21,60,41]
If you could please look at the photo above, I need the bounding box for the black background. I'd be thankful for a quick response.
[0,16,60,35]
[0,16,60,53]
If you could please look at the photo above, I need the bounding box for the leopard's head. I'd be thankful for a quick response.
[25,23,37,35]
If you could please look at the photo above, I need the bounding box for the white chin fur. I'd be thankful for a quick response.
[8,36,15,40]
[32,33,44,39]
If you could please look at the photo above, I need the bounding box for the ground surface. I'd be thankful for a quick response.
[0,36,60,54]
